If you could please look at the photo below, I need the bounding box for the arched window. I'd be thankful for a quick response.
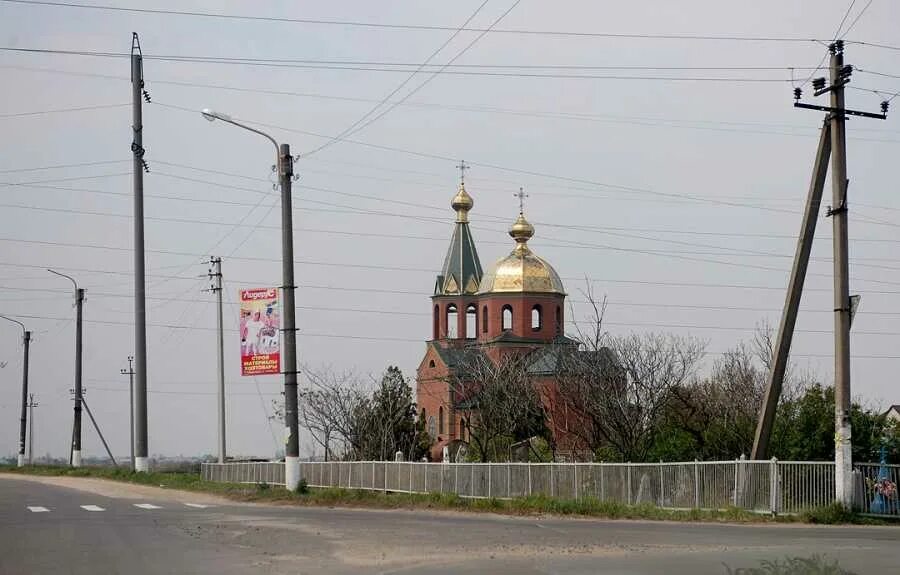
[482,305,488,333]
[501,304,513,331]
[428,359,435,368]
[420,408,426,422]
[460,417,468,442]
[433,305,440,339]
[446,304,458,339]
[555,306,562,335]
[438,406,445,435]
[465,305,477,339]
[531,304,542,331]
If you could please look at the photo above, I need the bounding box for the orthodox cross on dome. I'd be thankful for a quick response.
[456,160,470,185]
[514,187,529,214]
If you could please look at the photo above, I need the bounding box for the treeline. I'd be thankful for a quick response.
[296,300,898,464]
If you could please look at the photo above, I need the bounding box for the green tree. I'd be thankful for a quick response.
[349,367,430,461]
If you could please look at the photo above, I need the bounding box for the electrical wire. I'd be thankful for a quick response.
[0,103,129,118]
[0,1,830,43]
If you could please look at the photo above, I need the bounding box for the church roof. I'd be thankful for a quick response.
[435,182,483,296]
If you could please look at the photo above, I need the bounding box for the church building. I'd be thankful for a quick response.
[416,169,581,461]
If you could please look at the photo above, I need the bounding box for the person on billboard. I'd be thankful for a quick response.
[243,310,266,356]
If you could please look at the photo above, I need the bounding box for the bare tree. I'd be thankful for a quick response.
[558,284,706,461]
[448,350,548,462]
[299,366,368,460]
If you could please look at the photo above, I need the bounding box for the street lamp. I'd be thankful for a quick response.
[0,314,30,467]
[48,268,85,467]
[201,108,301,491]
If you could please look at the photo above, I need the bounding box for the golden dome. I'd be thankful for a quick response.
[451,183,474,222]
[478,211,565,295]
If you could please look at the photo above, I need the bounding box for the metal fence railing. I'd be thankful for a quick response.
[201,459,896,516]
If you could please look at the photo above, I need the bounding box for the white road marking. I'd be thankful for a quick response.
[133,503,162,510]
[27,506,50,513]
[183,503,211,509]
[80,505,105,512]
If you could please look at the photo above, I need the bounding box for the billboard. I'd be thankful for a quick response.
[239,287,280,376]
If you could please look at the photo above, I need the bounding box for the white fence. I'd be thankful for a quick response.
[199,459,884,515]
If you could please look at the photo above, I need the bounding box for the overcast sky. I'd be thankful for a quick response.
[1,0,898,461]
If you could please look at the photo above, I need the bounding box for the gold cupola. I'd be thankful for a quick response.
[478,207,565,295]
[451,183,474,222]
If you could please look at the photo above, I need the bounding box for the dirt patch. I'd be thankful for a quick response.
[0,473,232,504]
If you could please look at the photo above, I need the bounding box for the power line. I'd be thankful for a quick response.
[0,159,127,174]
[839,0,875,39]
[0,1,831,43]
[0,102,129,118]
[298,0,491,158]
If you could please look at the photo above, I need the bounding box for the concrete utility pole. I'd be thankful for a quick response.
[201,108,300,490]
[751,121,831,460]
[207,256,226,464]
[132,32,150,473]
[1,315,30,467]
[48,269,84,467]
[120,356,135,470]
[27,393,38,465]
[769,40,888,506]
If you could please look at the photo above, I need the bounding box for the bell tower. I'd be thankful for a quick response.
[431,161,483,343]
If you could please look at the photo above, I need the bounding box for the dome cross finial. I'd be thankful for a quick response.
[514,187,529,214]
[456,159,470,185]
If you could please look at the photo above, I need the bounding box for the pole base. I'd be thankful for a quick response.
[135,456,149,473]
[72,450,82,468]
[285,456,301,491]
[17,454,25,467]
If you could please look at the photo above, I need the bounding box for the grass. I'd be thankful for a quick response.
[0,465,890,525]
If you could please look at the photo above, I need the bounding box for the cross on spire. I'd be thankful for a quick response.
[456,160,469,184]
[514,187,528,214]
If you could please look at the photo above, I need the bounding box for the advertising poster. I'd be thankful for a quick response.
[239,287,280,376]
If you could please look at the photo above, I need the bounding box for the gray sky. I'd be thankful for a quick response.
[1,0,898,460]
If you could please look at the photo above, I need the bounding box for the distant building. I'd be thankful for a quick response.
[886,405,900,423]
[415,175,591,461]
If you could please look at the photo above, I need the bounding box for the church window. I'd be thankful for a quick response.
[460,418,468,442]
[433,305,439,339]
[531,304,542,331]
[428,359,435,368]
[482,305,488,333]
[556,306,562,335]
[446,304,458,339]
[427,416,436,439]
[465,304,477,339]
[502,305,513,331]
[438,406,445,435]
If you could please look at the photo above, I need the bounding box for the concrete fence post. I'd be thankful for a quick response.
[528,464,532,496]
[627,464,632,506]
[694,460,700,509]
[488,464,492,499]
[733,458,739,507]
[574,464,579,501]
[769,457,779,515]
[658,461,664,507]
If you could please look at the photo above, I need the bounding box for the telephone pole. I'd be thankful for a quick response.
[27,393,38,465]
[132,32,150,473]
[1,315,30,468]
[757,40,888,506]
[48,269,84,467]
[207,256,226,464]
[120,356,135,470]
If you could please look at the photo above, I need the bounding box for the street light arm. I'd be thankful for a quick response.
[0,314,25,335]
[47,268,78,292]
[212,115,279,153]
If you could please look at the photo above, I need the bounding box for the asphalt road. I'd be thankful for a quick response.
[1,474,898,574]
